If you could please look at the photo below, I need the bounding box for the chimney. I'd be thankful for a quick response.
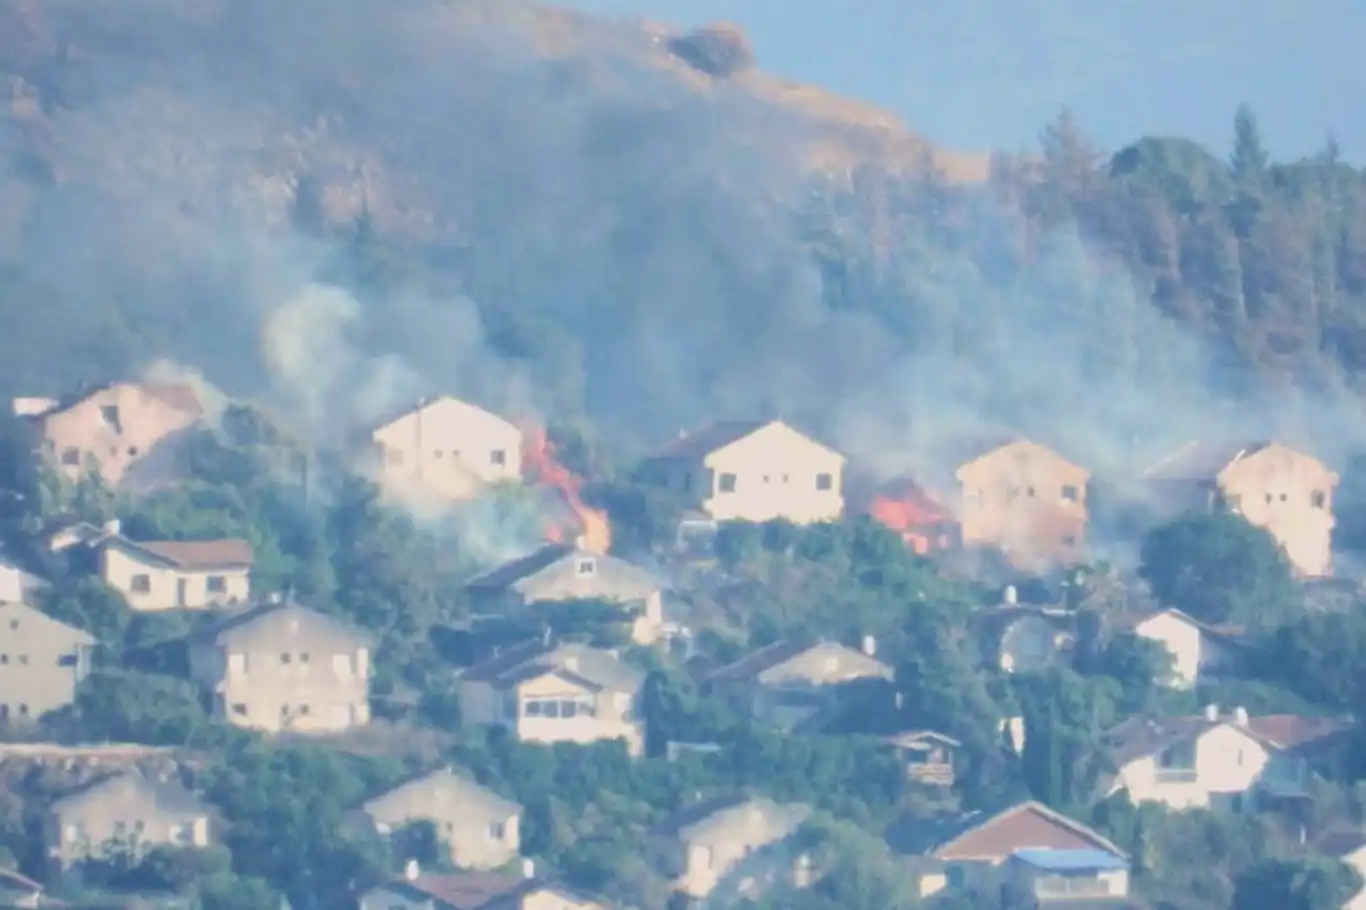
[404,859,420,882]
[1203,704,1220,722]
[521,858,535,880]
[1231,706,1249,726]
[1003,585,1018,605]
[102,519,121,536]
[861,635,876,657]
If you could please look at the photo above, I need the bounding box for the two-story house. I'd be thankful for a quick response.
[363,396,523,505]
[649,796,812,900]
[17,382,203,487]
[703,639,893,732]
[359,767,523,871]
[1142,441,1339,577]
[44,773,211,870]
[358,867,605,910]
[1103,706,1348,811]
[637,419,846,525]
[100,536,253,611]
[458,640,646,755]
[465,544,667,645]
[0,601,96,722]
[953,438,1090,569]
[1124,608,1243,689]
[187,600,375,734]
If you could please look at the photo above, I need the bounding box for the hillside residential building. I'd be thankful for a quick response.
[953,438,1090,569]
[1103,707,1347,810]
[648,796,812,900]
[359,767,522,871]
[886,731,960,788]
[704,639,893,731]
[0,601,96,722]
[977,607,1077,675]
[638,419,846,525]
[357,869,605,910]
[1125,608,1242,689]
[1313,830,1366,910]
[465,544,667,645]
[44,773,210,869]
[364,396,523,504]
[187,600,374,734]
[100,536,253,612]
[0,557,48,605]
[17,382,203,487]
[458,640,646,755]
[1142,441,1339,577]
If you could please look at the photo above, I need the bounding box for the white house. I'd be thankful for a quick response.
[1127,608,1242,688]
[1104,706,1347,811]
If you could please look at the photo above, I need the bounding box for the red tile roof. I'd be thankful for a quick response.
[933,801,1124,862]
[404,872,523,909]
[1244,715,1349,750]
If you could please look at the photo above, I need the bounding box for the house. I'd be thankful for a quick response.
[703,639,893,732]
[889,801,1127,899]
[363,396,523,504]
[187,599,374,734]
[1124,608,1243,689]
[457,640,646,755]
[44,773,211,870]
[0,557,49,605]
[357,866,605,910]
[0,601,96,722]
[464,544,667,645]
[648,796,812,900]
[976,607,1077,675]
[886,731,960,787]
[0,867,44,908]
[866,476,960,555]
[638,419,846,525]
[99,535,253,612]
[1142,441,1339,577]
[18,382,203,487]
[1312,829,1366,910]
[1102,706,1349,811]
[1003,849,1132,907]
[953,438,1090,568]
[359,767,522,871]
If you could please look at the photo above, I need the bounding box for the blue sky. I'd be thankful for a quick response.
[555,0,1363,163]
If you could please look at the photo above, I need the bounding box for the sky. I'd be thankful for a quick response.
[554,0,1364,164]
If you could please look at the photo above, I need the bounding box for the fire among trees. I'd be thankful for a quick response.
[869,478,959,555]
[521,426,613,555]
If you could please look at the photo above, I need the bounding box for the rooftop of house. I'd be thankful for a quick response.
[23,381,203,422]
[114,537,255,570]
[646,419,774,461]
[193,599,373,647]
[51,771,206,817]
[703,639,890,684]
[650,795,811,843]
[1122,606,1247,643]
[380,872,526,910]
[364,394,519,437]
[889,801,1125,863]
[1141,440,1279,482]
[362,766,521,818]
[0,600,97,646]
[1104,711,1349,767]
[463,543,658,592]
[459,639,644,693]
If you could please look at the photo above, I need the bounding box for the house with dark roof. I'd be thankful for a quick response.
[187,600,375,734]
[1142,440,1339,577]
[16,381,203,488]
[647,795,812,900]
[42,772,211,870]
[703,639,892,732]
[99,533,253,612]
[465,543,667,645]
[637,418,847,525]
[953,437,1091,570]
[357,866,606,910]
[1103,705,1349,811]
[1123,607,1244,689]
[457,640,647,755]
[358,767,523,871]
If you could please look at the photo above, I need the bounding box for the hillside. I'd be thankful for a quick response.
[3,0,1366,482]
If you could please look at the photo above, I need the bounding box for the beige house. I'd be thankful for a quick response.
[364,396,523,505]
[704,639,893,731]
[648,796,812,900]
[360,767,522,871]
[458,640,646,755]
[0,602,96,723]
[44,773,211,870]
[639,419,846,524]
[100,536,252,612]
[1142,441,1339,577]
[1126,608,1242,689]
[357,869,605,910]
[953,438,1090,569]
[465,544,666,645]
[17,382,203,487]
[188,600,374,734]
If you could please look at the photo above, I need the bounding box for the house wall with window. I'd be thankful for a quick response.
[0,602,94,722]
[43,777,210,869]
[1215,445,1338,577]
[461,672,643,755]
[101,543,250,612]
[363,771,521,871]
[1114,723,1270,810]
[368,396,523,505]
[1132,610,1236,689]
[1004,857,1129,903]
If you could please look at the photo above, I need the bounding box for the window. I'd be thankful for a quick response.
[61,447,81,466]
[762,474,771,483]
[1265,493,1274,504]
[298,704,311,716]
[1312,490,1327,509]
[130,574,151,594]
[491,449,507,466]
[7,620,15,630]
[17,705,27,717]
[1062,485,1079,502]
[169,824,188,844]
[127,446,139,457]
[815,473,833,491]
[576,559,596,577]
[1026,486,1036,497]
[946,866,966,888]
[207,575,227,593]
[133,819,145,834]
[0,655,6,665]
[100,404,121,425]
[718,473,737,493]
[1279,493,1289,502]
[300,652,310,664]
[114,820,127,835]
[488,821,506,840]
[432,449,443,459]
[17,655,26,665]
[385,448,404,466]
[1063,535,1077,547]
[281,652,292,664]
[231,703,248,716]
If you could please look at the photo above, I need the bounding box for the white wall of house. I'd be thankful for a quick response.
[1115,724,1269,809]
[461,674,643,755]
[1342,845,1366,910]
[370,397,523,503]
[190,639,371,734]
[1131,612,1215,688]
[102,547,249,612]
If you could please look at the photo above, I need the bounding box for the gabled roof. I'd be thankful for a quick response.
[463,544,660,596]
[1141,440,1275,482]
[374,873,598,910]
[193,600,372,647]
[929,801,1125,862]
[0,601,97,647]
[703,640,890,684]
[366,394,518,437]
[1127,607,1246,644]
[31,381,203,422]
[51,772,207,817]
[886,730,961,750]
[465,544,577,589]
[952,436,1089,479]
[459,640,644,693]
[1105,713,1349,767]
[362,767,521,818]
[647,420,772,460]
[111,537,254,570]
[650,795,811,844]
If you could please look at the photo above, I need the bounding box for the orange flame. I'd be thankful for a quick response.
[522,425,613,555]
[869,478,958,556]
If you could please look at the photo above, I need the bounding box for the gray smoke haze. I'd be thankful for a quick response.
[4,0,1364,555]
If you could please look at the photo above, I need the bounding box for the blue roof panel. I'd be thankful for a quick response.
[1012,848,1128,871]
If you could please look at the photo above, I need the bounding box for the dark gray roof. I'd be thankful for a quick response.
[193,599,373,646]
[703,641,811,683]
[646,420,773,460]
[51,772,206,816]
[1142,440,1273,481]
[464,544,577,590]
[460,640,644,692]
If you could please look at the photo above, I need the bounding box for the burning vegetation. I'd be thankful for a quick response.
[869,477,959,555]
[521,426,612,555]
